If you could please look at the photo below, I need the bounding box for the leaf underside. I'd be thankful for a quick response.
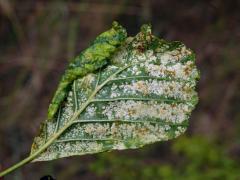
[31,24,199,162]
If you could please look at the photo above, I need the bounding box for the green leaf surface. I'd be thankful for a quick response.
[31,23,199,162]
[47,21,127,120]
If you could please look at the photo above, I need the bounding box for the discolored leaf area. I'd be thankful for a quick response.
[31,24,199,162]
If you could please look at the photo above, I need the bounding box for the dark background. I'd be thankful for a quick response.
[0,0,240,179]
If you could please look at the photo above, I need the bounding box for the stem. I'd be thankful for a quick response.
[0,119,73,177]
[0,154,33,177]
[0,99,89,177]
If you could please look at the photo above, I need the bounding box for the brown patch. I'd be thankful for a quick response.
[136,81,149,95]
[128,108,136,116]
[137,44,145,53]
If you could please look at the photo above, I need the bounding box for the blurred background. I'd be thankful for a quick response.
[0,0,240,179]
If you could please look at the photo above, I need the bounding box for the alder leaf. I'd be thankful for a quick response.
[31,24,199,162]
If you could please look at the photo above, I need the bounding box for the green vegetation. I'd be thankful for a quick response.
[90,136,240,180]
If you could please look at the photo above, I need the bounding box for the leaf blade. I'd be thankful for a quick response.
[31,23,199,162]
